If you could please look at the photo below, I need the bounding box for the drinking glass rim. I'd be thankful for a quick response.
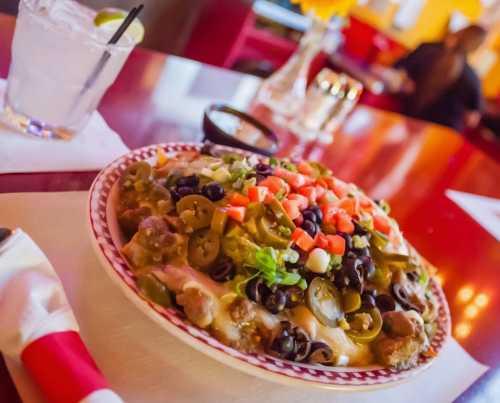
[20,0,136,51]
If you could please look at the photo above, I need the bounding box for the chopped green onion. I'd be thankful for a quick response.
[328,254,343,271]
[419,269,429,288]
[275,270,301,286]
[252,247,304,288]
[297,278,308,290]
[278,225,292,237]
[359,216,374,231]
[280,161,297,172]
[352,235,369,249]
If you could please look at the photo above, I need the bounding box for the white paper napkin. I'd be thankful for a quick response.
[0,230,123,403]
[0,192,489,403]
[0,79,129,174]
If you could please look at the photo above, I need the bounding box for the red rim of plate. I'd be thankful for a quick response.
[87,142,452,390]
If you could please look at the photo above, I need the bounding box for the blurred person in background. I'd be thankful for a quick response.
[394,25,487,132]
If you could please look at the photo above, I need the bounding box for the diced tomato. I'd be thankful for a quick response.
[247,186,268,203]
[288,173,308,189]
[292,228,315,252]
[359,196,374,212]
[298,186,317,203]
[338,197,357,217]
[227,206,246,223]
[336,211,355,234]
[282,199,301,220]
[288,193,309,210]
[316,178,328,189]
[260,176,289,195]
[326,235,346,255]
[296,233,315,252]
[291,228,306,241]
[294,213,304,227]
[373,214,391,235]
[331,179,349,198]
[315,185,326,200]
[229,193,250,207]
[264,192,275,204]
[315,233,329,249]
[321,203,338,225]
[297,161,314,176]
[318,190,337,205]
[322,177,336,190]
[274,167,308,189]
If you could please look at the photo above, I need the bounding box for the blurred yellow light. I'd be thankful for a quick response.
[464,305,479,319]
[457,286,474,303]
[455,323,471,339]
[474,293,490,308]
[435,274,445,286]
[292,0,358,19]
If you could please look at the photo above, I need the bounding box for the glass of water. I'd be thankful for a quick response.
[3,0,136,139]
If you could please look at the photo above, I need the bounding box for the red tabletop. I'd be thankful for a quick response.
[1,12,500,403]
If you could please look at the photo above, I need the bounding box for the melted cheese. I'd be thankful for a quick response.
[154,266,279,346]
[290,306,373,366]
[154,265,372,365]
[153,265,226,297]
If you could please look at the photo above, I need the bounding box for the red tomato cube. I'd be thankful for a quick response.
[298,161,314,175]
[321,203,338,225]
[298,186,317,203]
[295,232,315,252]
[338,197,357,217]
[248,186,268,203]
[229,193,250,207]
[315,233,329,249]
[227,206,246,223]
[326,235,346,255]
[283,199,301,220]
[373,214,391,235]
[288,193,309,210]
[259,176,288,194]
[336,211,355,234]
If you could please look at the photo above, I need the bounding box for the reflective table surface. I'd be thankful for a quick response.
[0,12,499,403]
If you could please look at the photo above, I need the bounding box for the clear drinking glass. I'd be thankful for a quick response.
[3,0,136,139]
[319,75,363,143]
[288,69,363,144]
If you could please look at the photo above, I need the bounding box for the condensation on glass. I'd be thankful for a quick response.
[3,0,135,139]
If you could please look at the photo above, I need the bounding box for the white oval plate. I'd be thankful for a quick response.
[88,142,451,391]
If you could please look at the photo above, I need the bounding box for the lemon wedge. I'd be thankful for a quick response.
[94,8,145,44]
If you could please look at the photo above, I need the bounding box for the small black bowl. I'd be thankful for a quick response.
[203,104,278,156]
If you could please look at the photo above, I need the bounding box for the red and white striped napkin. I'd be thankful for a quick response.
[0,229,123,403]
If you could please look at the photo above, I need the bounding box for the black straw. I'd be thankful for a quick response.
[80,5,144,94]
[108,5,144,45]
